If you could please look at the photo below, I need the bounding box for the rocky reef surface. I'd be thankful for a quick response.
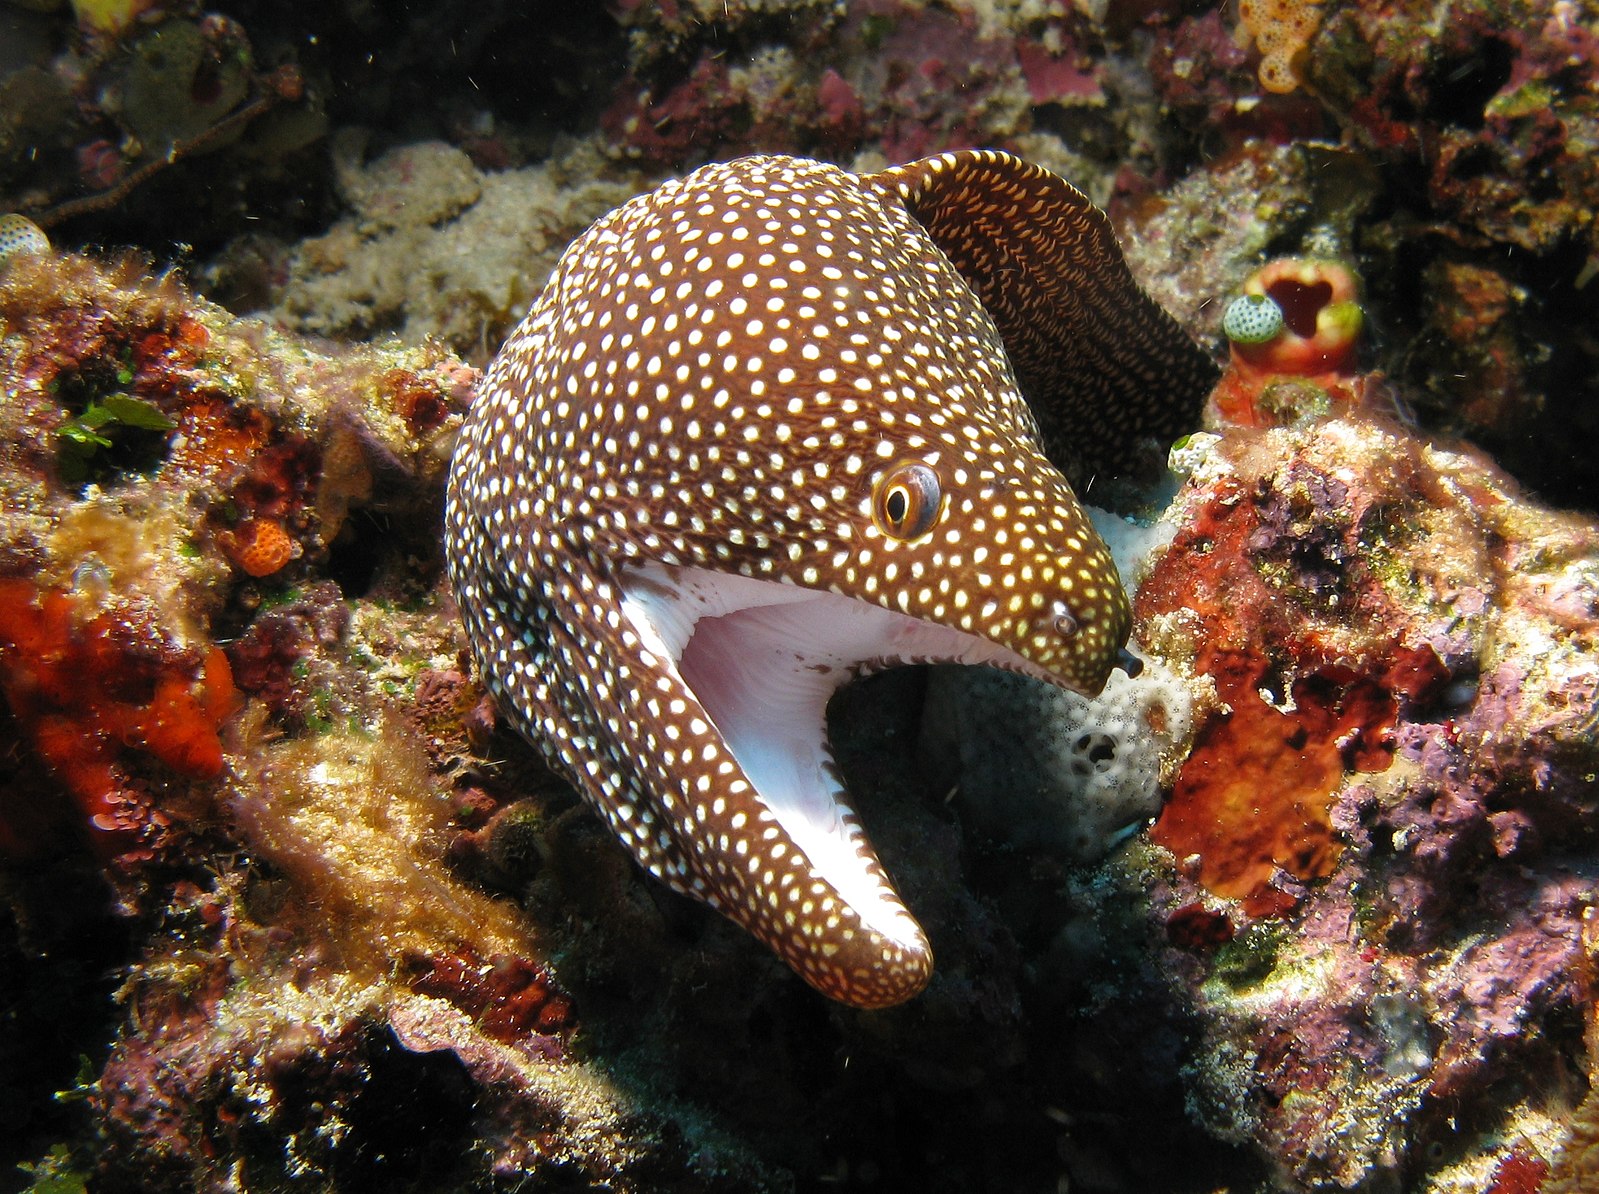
[3,2,1598,1192]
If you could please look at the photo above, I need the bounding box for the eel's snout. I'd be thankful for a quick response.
[782,910,934,1010]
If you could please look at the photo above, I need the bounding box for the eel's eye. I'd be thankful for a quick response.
[872,461,942,540]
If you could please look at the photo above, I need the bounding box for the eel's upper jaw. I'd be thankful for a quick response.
[617,561,1085,1005]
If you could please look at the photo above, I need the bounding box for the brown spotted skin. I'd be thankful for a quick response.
[870,154,1219,477]
[444,151,1214,1008]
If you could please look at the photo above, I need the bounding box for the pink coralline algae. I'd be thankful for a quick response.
[408,950,574,1043]
[224,581,351,730]
[600,1,1081,166]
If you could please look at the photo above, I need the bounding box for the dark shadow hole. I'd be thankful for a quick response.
[1264,278,1334,338]
[1422,37,1515,130]
[324,507,389,598]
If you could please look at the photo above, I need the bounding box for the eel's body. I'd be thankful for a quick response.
[444,151,1217,1008]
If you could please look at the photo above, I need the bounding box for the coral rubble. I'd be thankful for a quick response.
[267,136,647,353]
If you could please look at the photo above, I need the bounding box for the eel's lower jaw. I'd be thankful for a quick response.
[617,562,1067,1007]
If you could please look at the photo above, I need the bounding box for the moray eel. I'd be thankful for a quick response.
[445,151,1217,1008]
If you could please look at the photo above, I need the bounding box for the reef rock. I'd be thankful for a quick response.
[1135,410,1599,1192]
[0,247,773,1191]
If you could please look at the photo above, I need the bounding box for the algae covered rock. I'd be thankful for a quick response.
[0,247,774,1191]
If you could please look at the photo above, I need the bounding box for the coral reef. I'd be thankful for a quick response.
[1131,0,1599,507]
[4,2,1599,1192]
[1135,410,1598,1189]
[5,0,1596,498]
[265,136,647,353]
[8,252,1591,1193]
[1337,4,1599,499]
[2,247,757,1189]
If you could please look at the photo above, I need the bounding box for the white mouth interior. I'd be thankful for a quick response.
[618,562,1058,948]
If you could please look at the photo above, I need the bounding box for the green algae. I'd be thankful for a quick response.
[55,392,175,485]
[15,1144,90,1194]
[1206,923,1290,994]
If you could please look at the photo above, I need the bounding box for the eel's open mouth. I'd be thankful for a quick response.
[617,561,1068,948]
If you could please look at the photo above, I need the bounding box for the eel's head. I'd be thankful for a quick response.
[450,152,1214,1008]
[570,155,1136,699]
[614,405,1135,705]
[843,444,1131,696]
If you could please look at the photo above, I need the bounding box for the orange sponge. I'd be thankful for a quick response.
[1239,0,1324,94]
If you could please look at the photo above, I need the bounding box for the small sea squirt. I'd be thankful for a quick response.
[445,152,1217,1008]
[1210,257,1368,429]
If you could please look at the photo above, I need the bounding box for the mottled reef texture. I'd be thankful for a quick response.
[6,0,1598,508]
[2,2,1598,1193]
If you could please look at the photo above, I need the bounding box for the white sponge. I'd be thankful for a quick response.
[920,655,1194,861]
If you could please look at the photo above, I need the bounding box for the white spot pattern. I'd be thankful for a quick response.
[444,151,1207,1009]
